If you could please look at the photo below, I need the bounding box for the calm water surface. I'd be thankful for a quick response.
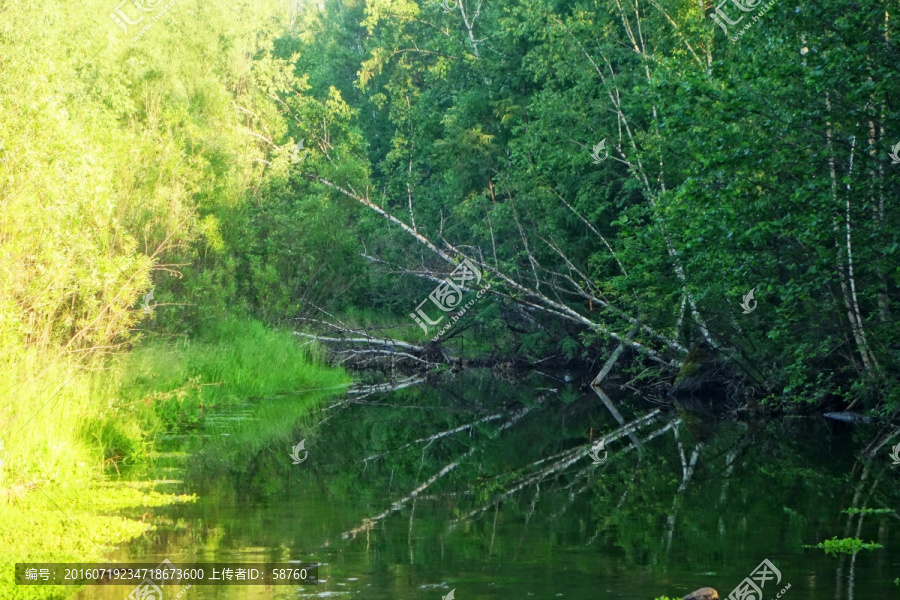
[76,371,900,600]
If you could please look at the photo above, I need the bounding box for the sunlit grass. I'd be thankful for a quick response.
[0,317,348,599]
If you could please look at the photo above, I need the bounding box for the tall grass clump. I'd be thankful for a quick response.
[116,318,349,432]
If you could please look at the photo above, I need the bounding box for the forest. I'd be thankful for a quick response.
[1,0,898,598]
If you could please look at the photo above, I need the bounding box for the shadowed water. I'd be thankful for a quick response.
[76,371,900,600]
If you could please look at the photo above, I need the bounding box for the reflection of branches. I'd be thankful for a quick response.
[310,376,426,430]
[837,460,886,600]
[340,399,545,540]
[717,449,738,536]
[454,410,666,523]
[592,386,642,451]
[545,418,681,532]
[342,447,476,540]
[362,411,504,463]
[586,424,688,545]
[663,428,705,552]
[345,376,425,401]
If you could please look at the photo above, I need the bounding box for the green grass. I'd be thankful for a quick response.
[117,318,350,432]
[0,317,349,600]
[0,483,196,600]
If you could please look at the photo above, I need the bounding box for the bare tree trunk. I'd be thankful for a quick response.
[313,175,685,367]
[556,15,713,347]
[824,94,876,372]
[456,0,483,57]
[868,101,891,323]
[592,344,626,386]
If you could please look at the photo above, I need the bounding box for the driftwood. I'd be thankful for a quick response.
[294,330,450,369]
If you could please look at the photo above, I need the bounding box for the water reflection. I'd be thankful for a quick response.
[76,371,900,600]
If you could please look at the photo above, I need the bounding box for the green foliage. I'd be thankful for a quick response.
[803,536,884,556]
[271,0,900,409]
[2,0,900,593]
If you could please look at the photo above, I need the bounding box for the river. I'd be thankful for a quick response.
[75,370,900,600]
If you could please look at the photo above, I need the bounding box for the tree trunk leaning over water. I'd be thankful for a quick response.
[310,175,687,375]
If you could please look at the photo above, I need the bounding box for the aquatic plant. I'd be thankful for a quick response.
[803,536,884,556]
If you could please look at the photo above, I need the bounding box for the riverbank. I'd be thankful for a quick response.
[0,318,348,600]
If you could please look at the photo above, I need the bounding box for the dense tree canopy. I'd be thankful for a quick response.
[2,0,898,422]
